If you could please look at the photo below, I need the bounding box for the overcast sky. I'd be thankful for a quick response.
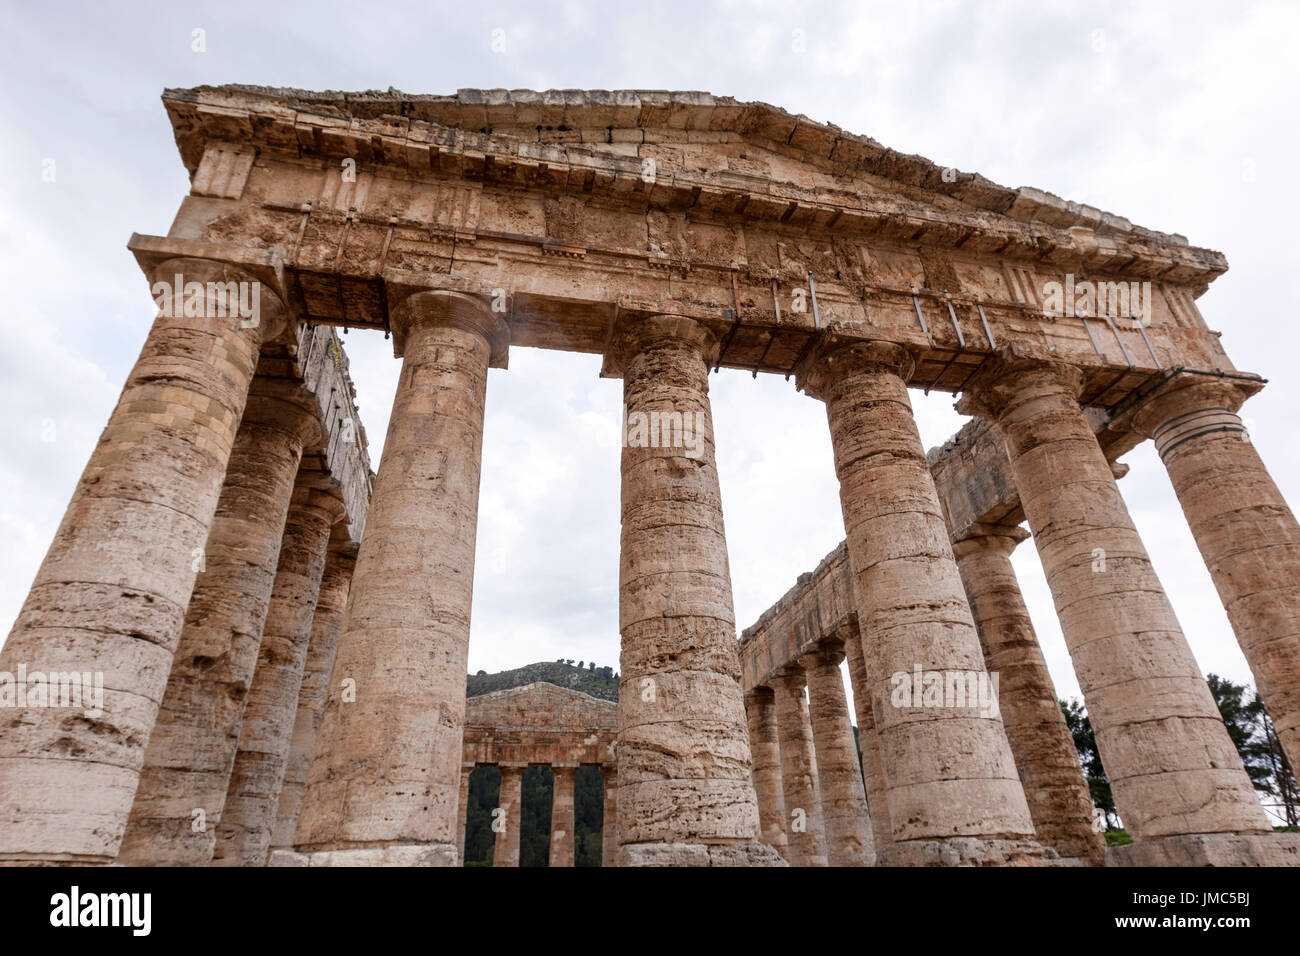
[3,0,1298,720]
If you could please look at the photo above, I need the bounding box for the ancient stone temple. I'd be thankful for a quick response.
[1,85,1298,866]
[459,683,616,867]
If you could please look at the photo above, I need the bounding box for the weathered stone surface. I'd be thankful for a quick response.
[289,292,505,865]
[952,525,1106,865]
[744,687,789,858]
[772,669,828,867]
[117,384,318,866]
[842,627,891,851]
[611,314,775,865]
[601,766,618,869]
[213,486,344,866]
[1124,374,1300,773]
[549,766,576,867]
[802,643,874,866]
[268,550,355,856]
[958,356,1272,845]
[0,259,279,864]
[1106,832,1300,867]
[492,765,524,868]
[799,340,1041,854]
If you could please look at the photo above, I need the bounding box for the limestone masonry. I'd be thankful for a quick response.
[1,85,1298,866]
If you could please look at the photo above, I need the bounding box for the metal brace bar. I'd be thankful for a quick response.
[807,271,821,329]
[1081,318,1103,356]
[945,298,966,348]
[1134,319,1163,370]
[911,291,929,334]
[976,301,996,349]
[1103,313,1136,368]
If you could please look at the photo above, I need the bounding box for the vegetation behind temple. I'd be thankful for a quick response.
[466,659,618,702]
[462,661,617,865]
[1062,673,1299,836]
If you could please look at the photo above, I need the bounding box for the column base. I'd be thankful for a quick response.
[1106,832,1300,867]
[267,844,459,867]
[616,842,788,867]
[875,838,1074,867]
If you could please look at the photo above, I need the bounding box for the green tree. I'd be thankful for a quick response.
[1060,698,1118,831]
[1207,674,1299,828]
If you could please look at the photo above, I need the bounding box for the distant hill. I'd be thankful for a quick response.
[466,660,619,702]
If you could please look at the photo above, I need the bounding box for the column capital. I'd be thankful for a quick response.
[148,255,291,344]
[289,485,348,526]
[1121,371,1260,440]
[954,352,1084,422]
[390,289,509,365]
[950,522,1031,559]
[800,638,846,670]
[604,312,723,377]
[242,378,323,448]
[773,664,807,692]
[795,337,918,403]
[744,685,776,706]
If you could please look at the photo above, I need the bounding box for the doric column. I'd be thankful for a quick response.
[802,641,874,866]
[213,485,345,866]
[268,550,355,856]
[798,340,1046,866]
[842,627,891,851]
[493,765,524,868]
[1128,374,1300,773]
[117,379,318,866]
[549,765,577,867]
[951,524,1106,865]
[744,687,790,859]
[456,766,472,865]
[610,313,783,868]
[958,357,1276,863]
[772,668,828,867]
[601,766,618,868]
[0,258,283,864]
[277,291,507,867]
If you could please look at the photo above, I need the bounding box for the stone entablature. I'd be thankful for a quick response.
[152,85,1240,416]
[462,682,616,767]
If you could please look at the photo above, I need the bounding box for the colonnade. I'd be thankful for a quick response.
[2,260,1298,867]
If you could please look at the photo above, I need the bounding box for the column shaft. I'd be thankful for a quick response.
[268,551,355,855]
[493,766,523,867]
[0,259,276,863]
[285,292,505,867]
[613,315,780,867]
[549,767,576,867]
[118,383,317,865]
[744,687,790,858]
[958,359,1270,842]
[953,527,1106,864]
[1132,378,1300,772]
[799,342,1042,865]
[601,767,618,868]
[456,767,472,866]
[213,486,342,866]
[804,645,874,865]
[772,670,828,866]
[843,629,892,850]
